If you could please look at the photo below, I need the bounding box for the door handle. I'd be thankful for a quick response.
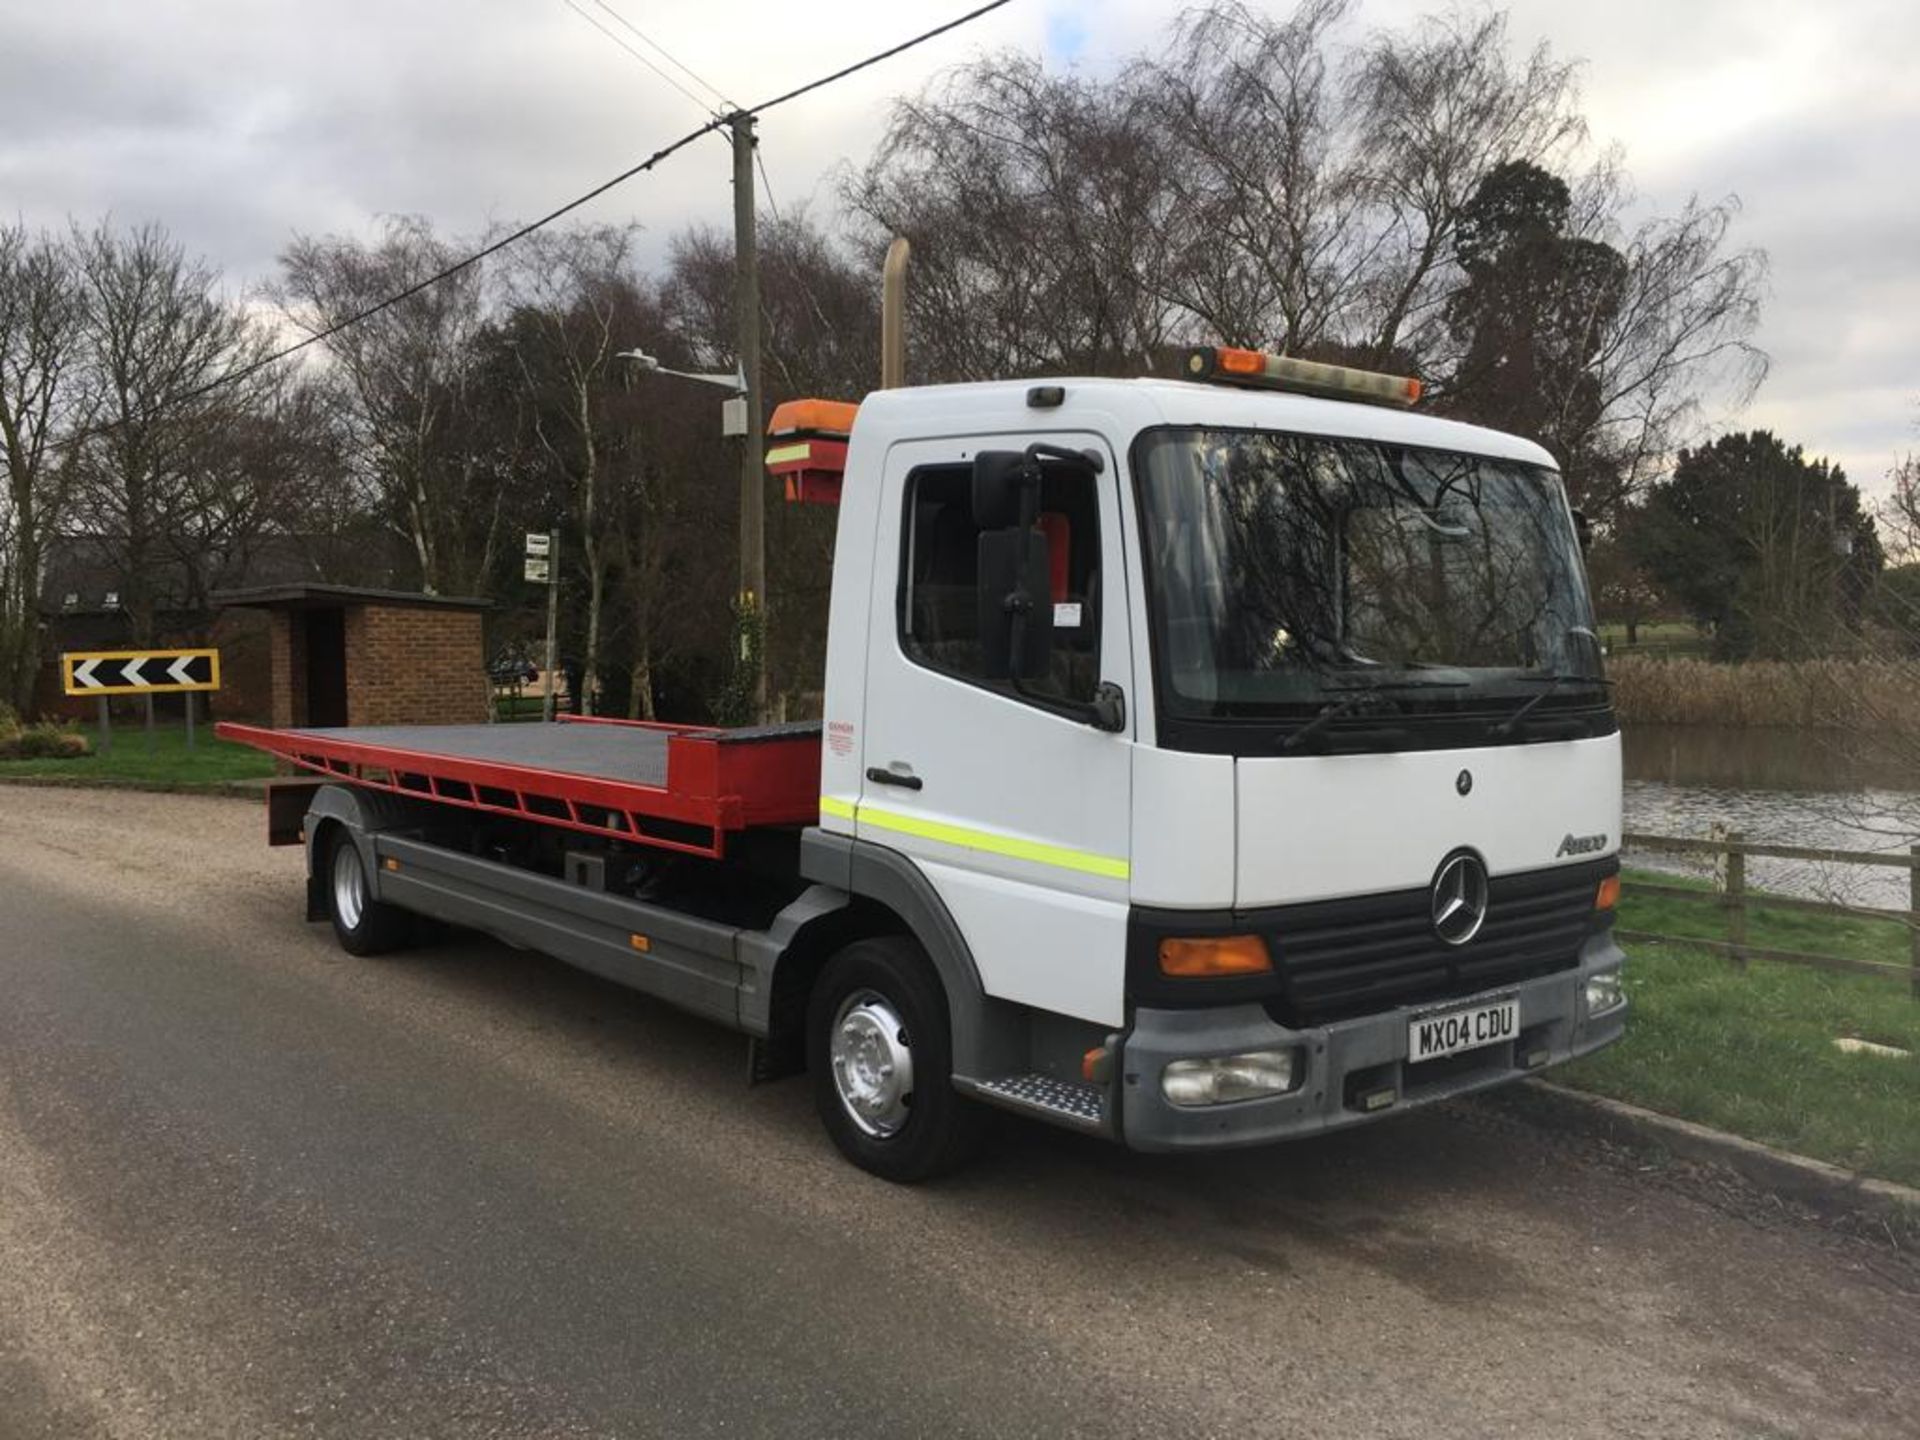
[866,766,923,791]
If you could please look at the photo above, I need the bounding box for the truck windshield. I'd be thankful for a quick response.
[1135,427,1602,726]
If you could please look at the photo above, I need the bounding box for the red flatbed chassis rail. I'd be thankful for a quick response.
[215,716,823,859]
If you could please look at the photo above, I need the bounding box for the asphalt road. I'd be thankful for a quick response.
[1,786,1915,1440]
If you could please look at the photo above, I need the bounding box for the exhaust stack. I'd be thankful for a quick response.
[882,236,909,389]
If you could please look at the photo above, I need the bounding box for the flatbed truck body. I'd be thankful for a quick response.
[223,349,1630,1180]
[220,715,823,857]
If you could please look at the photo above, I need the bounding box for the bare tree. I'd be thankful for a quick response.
[252,375,397,587]
[69,221,273,645]
[498,224,646,714]
[607,362,726,723]
[1429,153,1765,517]
[0,222,89,712]
[847,4,1587,376]
[162,369,362,616]
[1569,172,1768,515]
[846,57,1181,380]
[850,2,1760,526]
[1138,0,1372,351]
[278,216,503,596]
[664,214,883,708]
[666,213,881,400]
[1346,8,1586,366]
[1879,450,1919,563]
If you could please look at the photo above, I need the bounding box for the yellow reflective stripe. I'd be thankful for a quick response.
[820,797,1127,880]
[765,442,811,465]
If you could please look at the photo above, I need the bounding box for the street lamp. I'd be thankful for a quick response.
[617,350,749,436]
[619,346,766,722]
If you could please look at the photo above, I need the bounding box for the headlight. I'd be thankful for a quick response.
[1161,1050,1301,1107]
[1585,968,1625,1015]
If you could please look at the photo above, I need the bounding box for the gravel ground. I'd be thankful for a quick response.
[1,784,1915,1439]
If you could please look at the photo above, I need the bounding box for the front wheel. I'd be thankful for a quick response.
[807,936,987,1182]
[323,830,411,956]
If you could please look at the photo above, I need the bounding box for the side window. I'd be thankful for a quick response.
[897,462,1102,706]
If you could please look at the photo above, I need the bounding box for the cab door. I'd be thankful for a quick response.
[854,433,1133,1028]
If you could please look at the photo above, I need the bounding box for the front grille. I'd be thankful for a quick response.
[1262,859,1611,1029]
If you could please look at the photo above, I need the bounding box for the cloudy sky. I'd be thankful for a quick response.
[2,0,1913,491]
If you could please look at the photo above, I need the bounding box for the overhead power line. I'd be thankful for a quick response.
[748,0,1009,116]
[570,2,778,214]
[755,149,781,221]
[585,0,734,111]
[562,0,727,118]
[157,0,1013,415]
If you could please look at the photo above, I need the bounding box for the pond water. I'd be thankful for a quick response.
[1621,724,1920,909]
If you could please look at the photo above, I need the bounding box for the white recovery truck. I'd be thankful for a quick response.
[223,345,1628,1181]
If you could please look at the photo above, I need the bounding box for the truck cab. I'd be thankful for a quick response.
[801,348,1625,1162]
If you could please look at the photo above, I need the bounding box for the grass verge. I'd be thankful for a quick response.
[0,720,274,787]
[492,692,550,722]
[1558,870,1920,1187]
[1597,619,1711,659]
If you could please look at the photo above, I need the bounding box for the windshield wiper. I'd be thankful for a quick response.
[1490,672,1611,738]
[1279,677,1467,753]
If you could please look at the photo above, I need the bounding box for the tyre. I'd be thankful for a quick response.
[323,829,412,957]
[807,936,988,1182]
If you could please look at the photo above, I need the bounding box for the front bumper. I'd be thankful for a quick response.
[1118,930,1627,1152]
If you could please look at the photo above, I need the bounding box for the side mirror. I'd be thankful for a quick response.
[972,450,1032,530]
[977,528,1053,682]
[1571,507,1594,554]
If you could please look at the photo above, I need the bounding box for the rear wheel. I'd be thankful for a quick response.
[808,936,987,1182]
[324,830,411,956]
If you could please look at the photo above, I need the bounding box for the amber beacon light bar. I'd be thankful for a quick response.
[1184,345,1424,408]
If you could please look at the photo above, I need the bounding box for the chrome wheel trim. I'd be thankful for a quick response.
[829,990,915,1138]
[331,842,367,932]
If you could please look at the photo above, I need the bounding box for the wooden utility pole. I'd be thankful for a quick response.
[731,111,767,722]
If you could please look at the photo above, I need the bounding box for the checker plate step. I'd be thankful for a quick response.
[974,1074,1107,1129]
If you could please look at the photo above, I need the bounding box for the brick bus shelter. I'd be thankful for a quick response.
[214,584,491,729]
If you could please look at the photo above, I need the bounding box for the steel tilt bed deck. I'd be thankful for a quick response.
[215,716,823,858]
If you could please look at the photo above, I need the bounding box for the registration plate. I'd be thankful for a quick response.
[1408,997,1519,1063]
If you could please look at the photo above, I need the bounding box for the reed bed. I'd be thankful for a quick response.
[1609,655,1920,733]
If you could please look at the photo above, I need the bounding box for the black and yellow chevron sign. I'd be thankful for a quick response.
[61,649,221,696]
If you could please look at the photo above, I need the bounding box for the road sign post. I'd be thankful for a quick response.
[62,650,221,753]
[528,531,559,722]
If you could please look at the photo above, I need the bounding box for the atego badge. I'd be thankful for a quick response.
[62,649,220,696]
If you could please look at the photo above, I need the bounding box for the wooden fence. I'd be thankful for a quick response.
[1619,831,1920,997]
[1603,640,1711,662]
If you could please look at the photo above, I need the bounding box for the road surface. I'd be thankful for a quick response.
[0,785,1913,1439]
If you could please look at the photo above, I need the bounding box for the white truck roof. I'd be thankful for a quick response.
[850,376,1559,472]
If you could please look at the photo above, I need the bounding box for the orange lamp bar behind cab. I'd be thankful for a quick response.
[1158,934,1273,978]
[1186,345,1423,408]
[765,398,859,504]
